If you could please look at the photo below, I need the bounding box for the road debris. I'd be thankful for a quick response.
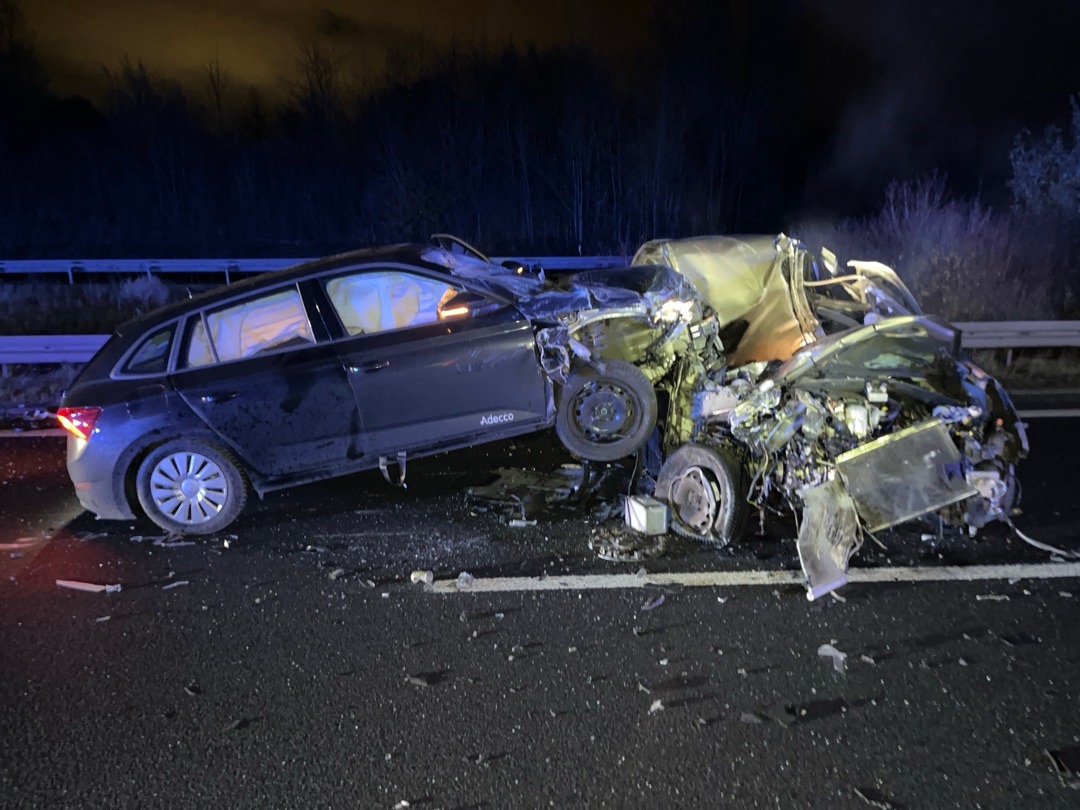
[817,643,848,673]
[975,594,1010,602]
[56,579,121,594]
[161,580,189,590]
[94,615,111,622]
[740,711,764,724]
[852,786,897,809]
[590,528,666,562]
[648,699,665,714]
[410,570,434,586]
[1046,745,1080,787]
[456,571,474,590]
[762,703,798,727]
[328,568,346,581]
[222,718,249,732]
[508,518,537,528]
[624,495,668,535]
[183,684,202,697]
[640,594,665,611]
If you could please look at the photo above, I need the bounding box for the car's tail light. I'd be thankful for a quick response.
[57,406,102,440]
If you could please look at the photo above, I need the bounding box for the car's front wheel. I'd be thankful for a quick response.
[555,358,657,462]
[654,443,748,546]
[135,439,247,535]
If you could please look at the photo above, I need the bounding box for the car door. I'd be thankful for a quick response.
[169,282,365,478]
[317,266,549,456]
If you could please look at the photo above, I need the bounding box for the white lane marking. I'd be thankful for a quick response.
[1017,409,1080,418]
[430,562,1080,593]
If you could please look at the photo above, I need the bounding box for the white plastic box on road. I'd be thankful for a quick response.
[624,495,669,535]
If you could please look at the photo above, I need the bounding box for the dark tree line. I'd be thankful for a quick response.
[5,0,1076,259]
[0,1,803,258]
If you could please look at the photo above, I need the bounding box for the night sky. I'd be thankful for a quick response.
[23,0,651,99]
[19,0,1080,209]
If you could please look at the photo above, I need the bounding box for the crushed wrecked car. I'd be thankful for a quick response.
[58,236,704,534]
[635,235,1028,598]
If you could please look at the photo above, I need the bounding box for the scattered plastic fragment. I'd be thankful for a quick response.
[162,580,189,590]
[860,654,877,665]
[183,684,202,696]
[456,571,474,590]
[829,591,847,603]
[393,801,411,809]
[648,699,665,714]
[637,682,651,694]
[508,519,537,528]
[1060,591,1073,598]
[740,712,764,724]
[410,570,434,586]
[1046,745,1080,781]
[9,551,22,559]
[328,568,346,581]
[95,615,111,622]
[853,786,897,809]
[56,579,121,593]
[975,594,1009,602]
[159,540,195,548]
[817,643,848,673]
[640,594,665,611]
[762,703,798,727]
[406,673,434,688]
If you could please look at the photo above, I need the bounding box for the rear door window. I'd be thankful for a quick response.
[182,286,314,368]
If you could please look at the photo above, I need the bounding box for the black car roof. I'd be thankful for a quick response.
[115,243,463,337]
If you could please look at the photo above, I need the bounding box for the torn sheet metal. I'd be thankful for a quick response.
[836,419,977,532]
[643,234,1028,599]
[796,479,861,600]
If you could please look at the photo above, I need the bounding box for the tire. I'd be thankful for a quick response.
[653,443,749,547]
[555,358,658,462]
[135,438,248,535]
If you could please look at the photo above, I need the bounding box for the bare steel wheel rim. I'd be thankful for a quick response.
[573,382,634,442]
[149,451,229,525]
[670,467,720,535]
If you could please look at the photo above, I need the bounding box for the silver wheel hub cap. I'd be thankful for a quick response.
[150,451,228,525]
[670,467,720,535]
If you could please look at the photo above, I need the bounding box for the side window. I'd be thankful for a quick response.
[182,287,314,368]
[324,270,458,337]
[122,324,174,375]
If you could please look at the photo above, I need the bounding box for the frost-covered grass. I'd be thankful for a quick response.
[794,175,1076,322]
[0,276,189,335]
[0,364,80,408]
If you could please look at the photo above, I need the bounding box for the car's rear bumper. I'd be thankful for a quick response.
[66,434,136,521]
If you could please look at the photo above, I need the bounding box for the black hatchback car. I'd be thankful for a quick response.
[59,239,702,534]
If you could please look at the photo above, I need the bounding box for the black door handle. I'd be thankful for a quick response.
[349,360,390,373]
[201,391,239,403]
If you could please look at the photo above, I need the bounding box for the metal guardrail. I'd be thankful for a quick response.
[952,321,1080,349]
[3,322,1079,369]
[0,256,624,284]
[0,335,109,365]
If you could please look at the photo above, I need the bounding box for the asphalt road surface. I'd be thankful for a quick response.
[1,420,1079,808]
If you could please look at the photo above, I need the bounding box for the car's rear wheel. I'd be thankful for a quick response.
[555,359,657,462]
[135,439,247,535]
[654,443,748,546]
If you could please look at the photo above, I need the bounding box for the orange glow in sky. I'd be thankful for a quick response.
[23,0,649,98]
